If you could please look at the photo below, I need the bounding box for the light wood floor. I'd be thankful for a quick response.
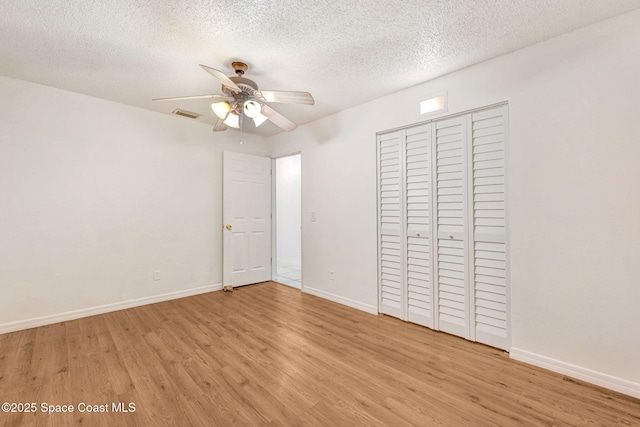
[1,282,638,426]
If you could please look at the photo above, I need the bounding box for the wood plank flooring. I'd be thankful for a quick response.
[1,282,638,426]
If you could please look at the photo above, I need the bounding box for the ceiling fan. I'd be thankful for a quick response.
[153,61,314,132]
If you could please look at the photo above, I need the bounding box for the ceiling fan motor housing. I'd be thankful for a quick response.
[223,76,258,98]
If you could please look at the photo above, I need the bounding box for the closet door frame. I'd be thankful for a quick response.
[502,107,512,351]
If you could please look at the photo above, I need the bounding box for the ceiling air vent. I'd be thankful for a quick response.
[172,108,200,119]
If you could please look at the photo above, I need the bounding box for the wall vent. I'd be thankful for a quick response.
[172,109,200,119]
[419,93,446,116]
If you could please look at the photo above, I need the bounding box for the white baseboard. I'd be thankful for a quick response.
[510,347,640,399]
[274,280,301,290]
[0,283,222,335]
[302,286,378,315]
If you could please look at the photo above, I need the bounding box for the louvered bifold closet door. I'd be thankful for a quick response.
[471,106,508,350]
[378,131,404,318]
[378,104,509,349]
[405,124,433,328]
[434,117,469,339]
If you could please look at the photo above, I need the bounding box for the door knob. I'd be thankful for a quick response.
[448,234,454,239]
[225,224,232,231]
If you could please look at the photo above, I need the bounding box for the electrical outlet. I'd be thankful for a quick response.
[330,270,335,281]
[311,212,317,222]
[153,270,161,281]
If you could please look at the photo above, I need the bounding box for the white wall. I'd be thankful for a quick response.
[270,114,380,314]
[0,76,270,331]
[276,154,301,269]
[268,9,640,395]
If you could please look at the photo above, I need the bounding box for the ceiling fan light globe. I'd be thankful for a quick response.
[243,100,261,118]
[252,113,268,127]
[211,101,231,119]
[223,112,240,128]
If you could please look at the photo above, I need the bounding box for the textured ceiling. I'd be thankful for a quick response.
[2,1,640,136]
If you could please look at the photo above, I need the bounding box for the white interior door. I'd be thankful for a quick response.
[223,151,272,288]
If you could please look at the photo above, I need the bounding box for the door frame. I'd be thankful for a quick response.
[271,152,303,290]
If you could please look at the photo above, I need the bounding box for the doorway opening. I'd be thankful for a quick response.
[274,154,302,289]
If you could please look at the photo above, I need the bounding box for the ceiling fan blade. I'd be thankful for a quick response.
[256,90,314,105]
[152,94,230,102]
[199,64,241,93]
[260,104,297,131]
[213,119,228,132]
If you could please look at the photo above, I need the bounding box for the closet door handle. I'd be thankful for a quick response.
[448,234,454,239]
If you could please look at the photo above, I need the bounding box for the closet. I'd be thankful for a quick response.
[377,104,509,350]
